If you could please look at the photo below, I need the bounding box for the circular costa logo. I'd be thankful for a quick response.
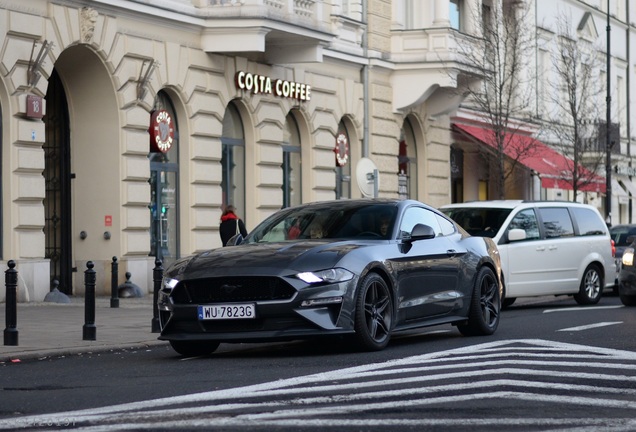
[334,133,349,167]
[150,110,174,153]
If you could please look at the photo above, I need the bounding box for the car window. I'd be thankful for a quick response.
[571,207,607,236]
[610,226,636,246]
[440,208,511,238]
[436,214,456,236]
[400,207,442,238]
[507,208,540,240]
[538,207,574,238]
[246,203,399,243]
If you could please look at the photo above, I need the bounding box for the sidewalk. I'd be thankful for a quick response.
[0,296,166,363]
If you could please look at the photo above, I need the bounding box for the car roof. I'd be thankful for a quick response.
[440,200,598,210]
[440,200,524,209]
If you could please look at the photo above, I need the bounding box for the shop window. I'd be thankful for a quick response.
[283,113,302,208]
[336,120,351,199]
[149,91,180,266]
[221,102,246,215]
[399,118,418,200]
[479,180,488,200]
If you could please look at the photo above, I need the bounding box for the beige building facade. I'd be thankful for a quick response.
[0,0,465,302]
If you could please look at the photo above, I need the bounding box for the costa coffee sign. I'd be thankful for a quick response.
[149,109,174,153]
[334,133,349,167]
[235,71,311,101]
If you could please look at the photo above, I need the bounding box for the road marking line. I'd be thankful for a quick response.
[544,305,623,313]
[558,322,623,332]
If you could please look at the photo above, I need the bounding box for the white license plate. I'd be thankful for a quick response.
[198,303,256,320]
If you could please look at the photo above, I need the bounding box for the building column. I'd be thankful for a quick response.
[433,0,450,27]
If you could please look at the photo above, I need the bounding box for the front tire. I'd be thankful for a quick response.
[619,288,636,306]
[573,265,603,305]
[458,267,500,336]
[169,340,220,357]
[354,273,393,351]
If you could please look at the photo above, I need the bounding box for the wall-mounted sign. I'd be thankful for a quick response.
[26,94,43,119]
[615,165,636,177]
[334,133,349,167]
[235,71,311,101]
[149,109,174,153]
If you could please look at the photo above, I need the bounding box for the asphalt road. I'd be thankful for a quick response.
[1,293,635,431]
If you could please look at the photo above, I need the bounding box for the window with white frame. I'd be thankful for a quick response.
[450,0,461,30]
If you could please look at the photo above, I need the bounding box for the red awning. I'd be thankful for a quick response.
[453,123,605,193]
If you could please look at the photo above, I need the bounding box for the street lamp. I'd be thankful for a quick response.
[605,0,612,225]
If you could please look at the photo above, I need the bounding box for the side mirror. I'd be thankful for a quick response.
[226,233,244,246]
[508,228,527,242]
[408,223,436,242]
[627,235,636,245]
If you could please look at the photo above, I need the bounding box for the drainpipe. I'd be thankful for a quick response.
[605,0,612,225]
[362,0,369,157]
[627,0,632,222]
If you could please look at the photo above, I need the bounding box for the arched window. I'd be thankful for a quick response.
[399,118,418,199]
[336,120,351,199]
[221,102,246,215]
[149,90,180,265]
[283,112,302,208]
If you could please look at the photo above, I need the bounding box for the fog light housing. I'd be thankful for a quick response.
[301,296,343,307]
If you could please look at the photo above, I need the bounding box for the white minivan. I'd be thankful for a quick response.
[440,201,616,307]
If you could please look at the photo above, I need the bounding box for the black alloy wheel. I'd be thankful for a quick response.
[458,267,500,336]
[354,273,393,351]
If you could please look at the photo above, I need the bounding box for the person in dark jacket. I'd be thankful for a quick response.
[219,205,248,246]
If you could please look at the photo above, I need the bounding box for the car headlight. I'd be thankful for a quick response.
[162,277,179,292]
[296,268,354,284]
[623,248,635,267]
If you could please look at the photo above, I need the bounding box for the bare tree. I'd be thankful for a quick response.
[544,14,605,200]
[455,0,538,199]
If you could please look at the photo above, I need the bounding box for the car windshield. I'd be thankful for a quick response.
[441,207,511,238]
[245,203,398,243]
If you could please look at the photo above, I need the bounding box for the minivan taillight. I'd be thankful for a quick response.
[611,239,616,257]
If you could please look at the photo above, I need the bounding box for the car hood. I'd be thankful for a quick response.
[172,240,375,279]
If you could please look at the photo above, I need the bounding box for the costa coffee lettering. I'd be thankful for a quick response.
[235,71,311,101]
[149,109,174,153]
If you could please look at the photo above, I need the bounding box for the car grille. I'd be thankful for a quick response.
[168,316,310,334]
[171,276,297,304]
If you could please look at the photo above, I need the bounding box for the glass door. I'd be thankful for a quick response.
[150,160,178,269]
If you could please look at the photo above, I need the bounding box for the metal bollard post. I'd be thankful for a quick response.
[3,260,18,346]
[110,256,119,308]
[83,261,97,341]
[151,258,163,333]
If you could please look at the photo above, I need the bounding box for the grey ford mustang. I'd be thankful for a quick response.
[158,199,502,356]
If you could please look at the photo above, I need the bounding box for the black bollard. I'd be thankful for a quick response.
[3,260,18,346]
[151,258,163,333]
[110,256,119,308]
[82,261,97,341]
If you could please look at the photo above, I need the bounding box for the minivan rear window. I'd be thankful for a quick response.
[571,207,607,236]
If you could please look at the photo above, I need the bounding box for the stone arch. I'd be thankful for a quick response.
[154,86,192,257]
[49,44,120,293]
